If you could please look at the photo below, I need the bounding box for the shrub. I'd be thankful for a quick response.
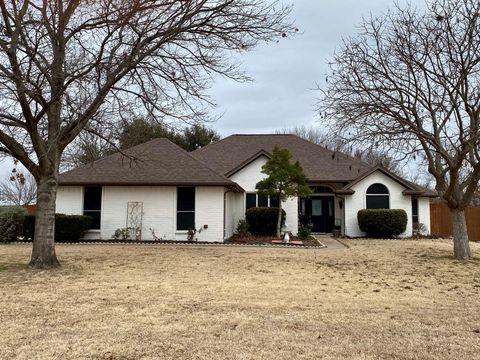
[298,223,313,239]
[413,223,428,237]
[357,209,407,238]
[245,207,286,236]
[0,206,26,243]
[112,228,131,240]
[23,214,93,242]
[235,219,250,237]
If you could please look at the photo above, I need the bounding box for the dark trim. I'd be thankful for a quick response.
[59,182,244,193]
[339,165,437,198]
[335,189,355,195]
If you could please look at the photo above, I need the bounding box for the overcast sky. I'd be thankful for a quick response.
[209,0,425,135]
[0,0,426,179]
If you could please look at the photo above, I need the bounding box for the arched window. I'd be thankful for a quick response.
[366,183,390,209]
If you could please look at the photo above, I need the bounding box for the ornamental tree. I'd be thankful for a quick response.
[256,146,311,238]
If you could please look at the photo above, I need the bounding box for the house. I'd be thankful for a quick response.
[56,134,436,241]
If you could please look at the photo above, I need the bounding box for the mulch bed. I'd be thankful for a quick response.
[225,234,322,247]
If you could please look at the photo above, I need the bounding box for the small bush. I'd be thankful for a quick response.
[357,209,407,238]
[235,220,250,237]
[298,223,313,239]
[0,206,26,243]
[245,207,286,236]
[23,214,92,242]
[112,228,131,240]
[413,223,428,237]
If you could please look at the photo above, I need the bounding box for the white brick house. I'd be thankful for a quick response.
[56,134,436,241]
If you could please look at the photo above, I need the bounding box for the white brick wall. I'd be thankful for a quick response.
[229,155,298,235]
[56,185,226,242]
[343,171,427,237]
[224,191,244,238]
[418,197,431,234]
[56,186,83,215]
[195,186,225,242]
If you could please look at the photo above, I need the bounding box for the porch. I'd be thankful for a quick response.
[299,185,345,235]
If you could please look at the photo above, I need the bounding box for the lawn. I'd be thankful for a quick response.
[1,240,480,360]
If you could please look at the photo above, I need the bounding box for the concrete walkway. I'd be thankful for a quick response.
[313,235,349,250]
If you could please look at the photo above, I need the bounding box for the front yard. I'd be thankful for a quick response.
[1,240,480,360]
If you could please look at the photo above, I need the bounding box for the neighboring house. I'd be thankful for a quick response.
[56,134,436,241]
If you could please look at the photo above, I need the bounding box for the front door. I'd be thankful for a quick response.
[300,196,335,233]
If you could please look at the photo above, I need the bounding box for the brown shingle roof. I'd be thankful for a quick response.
[192,134,371,182]
[58,138,242,190]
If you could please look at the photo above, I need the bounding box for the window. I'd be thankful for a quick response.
[245,193,280,210]
[177,187,195,231]
[270,195,280,208]
[83,186,102,229]
[366,183,390,209]
[310,186,334,194]
[258,194,269,207]
[246,193,257,210]
[412,198,419,225]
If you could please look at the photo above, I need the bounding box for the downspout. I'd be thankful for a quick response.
[336,195,346,236]
[223,188,233,240]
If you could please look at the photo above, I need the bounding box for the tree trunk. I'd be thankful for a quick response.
[450,208,472,260]
[277,202,283,239]
[29,176,60,268]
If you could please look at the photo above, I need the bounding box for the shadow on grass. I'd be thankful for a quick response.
[417,252,480,264]
[0,262,29,272]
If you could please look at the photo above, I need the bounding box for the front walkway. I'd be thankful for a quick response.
[313,235,349,250]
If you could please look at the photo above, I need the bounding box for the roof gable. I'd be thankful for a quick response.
[192,134,370,182]
[337,166,437,197]
[225,149,271,177]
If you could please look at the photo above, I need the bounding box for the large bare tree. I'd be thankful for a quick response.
[320,0,480,260]
[0,0,294,267]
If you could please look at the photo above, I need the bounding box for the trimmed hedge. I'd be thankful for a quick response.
[245,207,286,236]
[358,209,407,238]
[23,214,93,242]
[0,206,26,243]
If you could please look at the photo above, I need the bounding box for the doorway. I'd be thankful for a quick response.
[300,196,335,233]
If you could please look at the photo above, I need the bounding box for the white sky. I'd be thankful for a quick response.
[0,0,426,179]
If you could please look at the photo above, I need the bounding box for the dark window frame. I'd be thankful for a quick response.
[245,192,280,210]
[176,187,195,231]
[83,186,102,230]
[412,198,419,225]
[366,183,390,209]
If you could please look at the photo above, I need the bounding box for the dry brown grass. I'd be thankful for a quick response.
[1,240,480,360]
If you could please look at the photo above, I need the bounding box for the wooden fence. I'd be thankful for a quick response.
[430,202,480,241]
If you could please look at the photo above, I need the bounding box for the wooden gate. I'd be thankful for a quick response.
[430,202,480,241]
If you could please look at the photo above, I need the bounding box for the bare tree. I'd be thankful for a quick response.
[0,168,36,206]
[0,1,294,267]
[62,132,116,169]
[319,0,480,260]
[277,126,404,175]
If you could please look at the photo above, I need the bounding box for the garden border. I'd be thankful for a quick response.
[5,239,327,249]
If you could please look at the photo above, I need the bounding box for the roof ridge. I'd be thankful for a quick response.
[192,134,234,153]
[286,133,370,169]
[167,138,234,182]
